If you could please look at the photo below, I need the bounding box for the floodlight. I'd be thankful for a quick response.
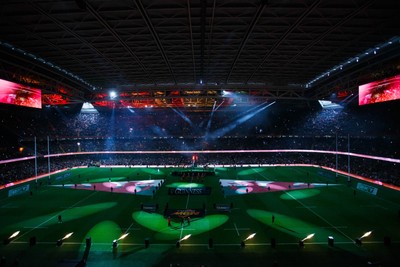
[355,230,372,246]
[29,236,37,247]
[9,231,20,239]
[299,233,315,248]
[175,234,191,248]
[271,238,276,248]
[179,234,191,242]
[244,233,256,241]
[208,238,213,249]
[62,232,74,240]
[86,237,91,248]
[109,91,117,99]
[360,231,372,239]
[302,233,314,242]
[118,233,129,240]
[328,236,334,247]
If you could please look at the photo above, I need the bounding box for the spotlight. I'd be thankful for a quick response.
[301,233,314,242]
[360,231,372,239]
[208,238,213,249]
[179,234,191,242]
[328,236,334,247]
[271,238,276,249]
[86,237,91,248]
[29,236,37,247]
[299,233,314,248]
[244,233,256,241]
[118,233,129,241]
[112,239,118,257]
[9,231,20,239]
[109,91,117,99]
[62,232,74,240]
[56,239,63,247]
[4,231,21,245]
[355,231,372,245]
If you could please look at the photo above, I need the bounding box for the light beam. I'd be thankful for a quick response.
[62,232,74,240]
[9,231,20,239]
[118,233,129,240]
[302,233,315,241]
[179,234,192,242]
[360,231,372,239]
[244,233,256,241]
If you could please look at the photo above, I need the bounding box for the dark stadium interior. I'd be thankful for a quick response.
[1,1,400,267]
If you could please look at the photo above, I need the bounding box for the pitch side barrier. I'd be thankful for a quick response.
[1,149,399,191]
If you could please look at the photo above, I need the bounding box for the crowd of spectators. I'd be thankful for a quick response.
[0,100,399,187]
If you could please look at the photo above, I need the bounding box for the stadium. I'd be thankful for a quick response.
[1,1,399,267]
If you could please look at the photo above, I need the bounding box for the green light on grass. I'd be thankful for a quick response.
[80,220,122,252]
[166,183,204,188]
[132,211,229,240]
[280,189,320,200]
[247,209,337,241]
[16,202,117,227]
[88,177,127,183]
[214,167,229,172]
[142,168,165,175]
[237,167,266,176]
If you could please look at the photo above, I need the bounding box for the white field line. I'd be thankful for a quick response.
[12,191,99,242]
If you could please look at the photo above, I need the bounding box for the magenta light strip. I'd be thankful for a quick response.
[40,149,400,163]
[2,150,399,165]
[0,156,36,164]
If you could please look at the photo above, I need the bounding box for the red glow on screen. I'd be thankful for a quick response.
[0,78,42,108]
[42,94,70,105]
[359,74,400,106]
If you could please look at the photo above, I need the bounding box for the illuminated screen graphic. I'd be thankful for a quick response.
[0,78,42,108]
[359,74,400,106]
[53,179,163,196]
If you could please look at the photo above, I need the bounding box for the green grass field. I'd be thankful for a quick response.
[1,165,399,267]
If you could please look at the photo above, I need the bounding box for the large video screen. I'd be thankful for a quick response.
[0,78,42,108]
[359,74,400,106]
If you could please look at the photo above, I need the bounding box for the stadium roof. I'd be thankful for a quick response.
[0,0,399,108]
